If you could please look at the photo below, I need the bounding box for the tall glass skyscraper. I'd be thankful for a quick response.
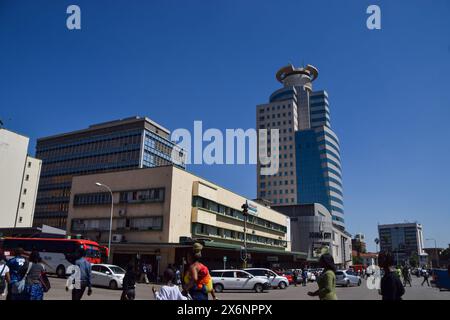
[34,116,185,228]
[257,64,345,230]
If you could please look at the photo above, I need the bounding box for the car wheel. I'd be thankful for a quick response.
[278,281,287,289]
[109,280,118,290]
[358,279,362,286]
[56,265,66,278]
[346,280,350,287]
[214,283,224,293]
[254,283,263,293]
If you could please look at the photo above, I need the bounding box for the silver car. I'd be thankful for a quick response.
[210,269,271,293]
[335,270,362,287]
[91,264,126,290]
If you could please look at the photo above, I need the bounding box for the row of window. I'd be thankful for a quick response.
[41,159,140,178]
[71,216,163,232]
[192,196,287,233]
[37,130,143,156]
[41,150,141,173]
[74,192,112,206]
[119,188,165,203]
[259,104,292,113]
[192,223,287,247]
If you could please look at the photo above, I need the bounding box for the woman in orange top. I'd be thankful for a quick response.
[183,243,216,300]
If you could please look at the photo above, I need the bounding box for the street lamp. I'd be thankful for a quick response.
[95,182,114,263]
[426,238,439,268]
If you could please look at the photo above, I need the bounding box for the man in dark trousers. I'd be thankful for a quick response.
[421,269,431,286]
[71,249,92,300]
[402,265,412,287]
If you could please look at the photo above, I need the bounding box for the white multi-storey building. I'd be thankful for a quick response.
[0,128,41,228]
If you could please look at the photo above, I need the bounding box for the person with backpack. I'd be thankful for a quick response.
[0,252,11,298]
[6,247,29,300]
[25,250,47,300]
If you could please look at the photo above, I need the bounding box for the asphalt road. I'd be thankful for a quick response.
[2,275,448,300]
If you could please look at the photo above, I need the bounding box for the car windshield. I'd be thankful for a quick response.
[109,266,125,274]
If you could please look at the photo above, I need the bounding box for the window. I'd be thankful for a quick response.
[222,271,234,278]
[28,162,31,168]
[21,202,25,209]
[23,188,27,195]
[19,217,23,223]
[25,175,30,181]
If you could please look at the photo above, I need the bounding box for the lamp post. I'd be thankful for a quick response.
[95,182,114,263]
[241,201,249,269]
[426,238,439,268]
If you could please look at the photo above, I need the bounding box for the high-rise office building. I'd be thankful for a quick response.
[34,116,185,228]
[378,222,428,266]
[0,128,42,228]
[257,64,345,230]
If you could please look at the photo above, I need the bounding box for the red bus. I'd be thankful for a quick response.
[0,237,106,277]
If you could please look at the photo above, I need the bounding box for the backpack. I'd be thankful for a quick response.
[11,262,32,295]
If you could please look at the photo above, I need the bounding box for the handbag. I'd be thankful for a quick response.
[11,262,32,295]
[39,271,51,293]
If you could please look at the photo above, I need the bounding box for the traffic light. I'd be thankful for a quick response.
[241,202,249,216]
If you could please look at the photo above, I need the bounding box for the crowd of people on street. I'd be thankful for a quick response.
[2,244,449,301]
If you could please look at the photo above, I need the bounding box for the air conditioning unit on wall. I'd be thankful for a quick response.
[112,234,123,243]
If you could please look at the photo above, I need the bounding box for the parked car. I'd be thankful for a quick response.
[335,270,362,287]
[210,270,271,293]
[244,268,289,289]
[91,264,126,290]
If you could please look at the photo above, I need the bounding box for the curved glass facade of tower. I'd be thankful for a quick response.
[257,65,345,230]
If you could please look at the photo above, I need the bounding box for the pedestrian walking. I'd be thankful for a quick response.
[146,263,153,283]
[25,251,46,300]
[139,262,149,284]
[69,248,93,300]
[153,268,187,300]
[402,265,412,287]
[0,252,11,298]
[121,264,136,300]
[421,269,430,287]
[6,247,29,300]
[293,269,299,287]
[307,253,337,300]
[378,251,405,300]
[302,269,308,286]
[182,242,214,301]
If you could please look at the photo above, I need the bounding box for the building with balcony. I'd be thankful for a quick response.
[67,165,301,273]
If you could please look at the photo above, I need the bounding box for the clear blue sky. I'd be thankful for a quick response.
[1,0,449,251]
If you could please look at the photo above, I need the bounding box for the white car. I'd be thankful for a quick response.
[335,270,362,287]
[91,264,126,290]
[210,270,271,293]
[244,268,289,289]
